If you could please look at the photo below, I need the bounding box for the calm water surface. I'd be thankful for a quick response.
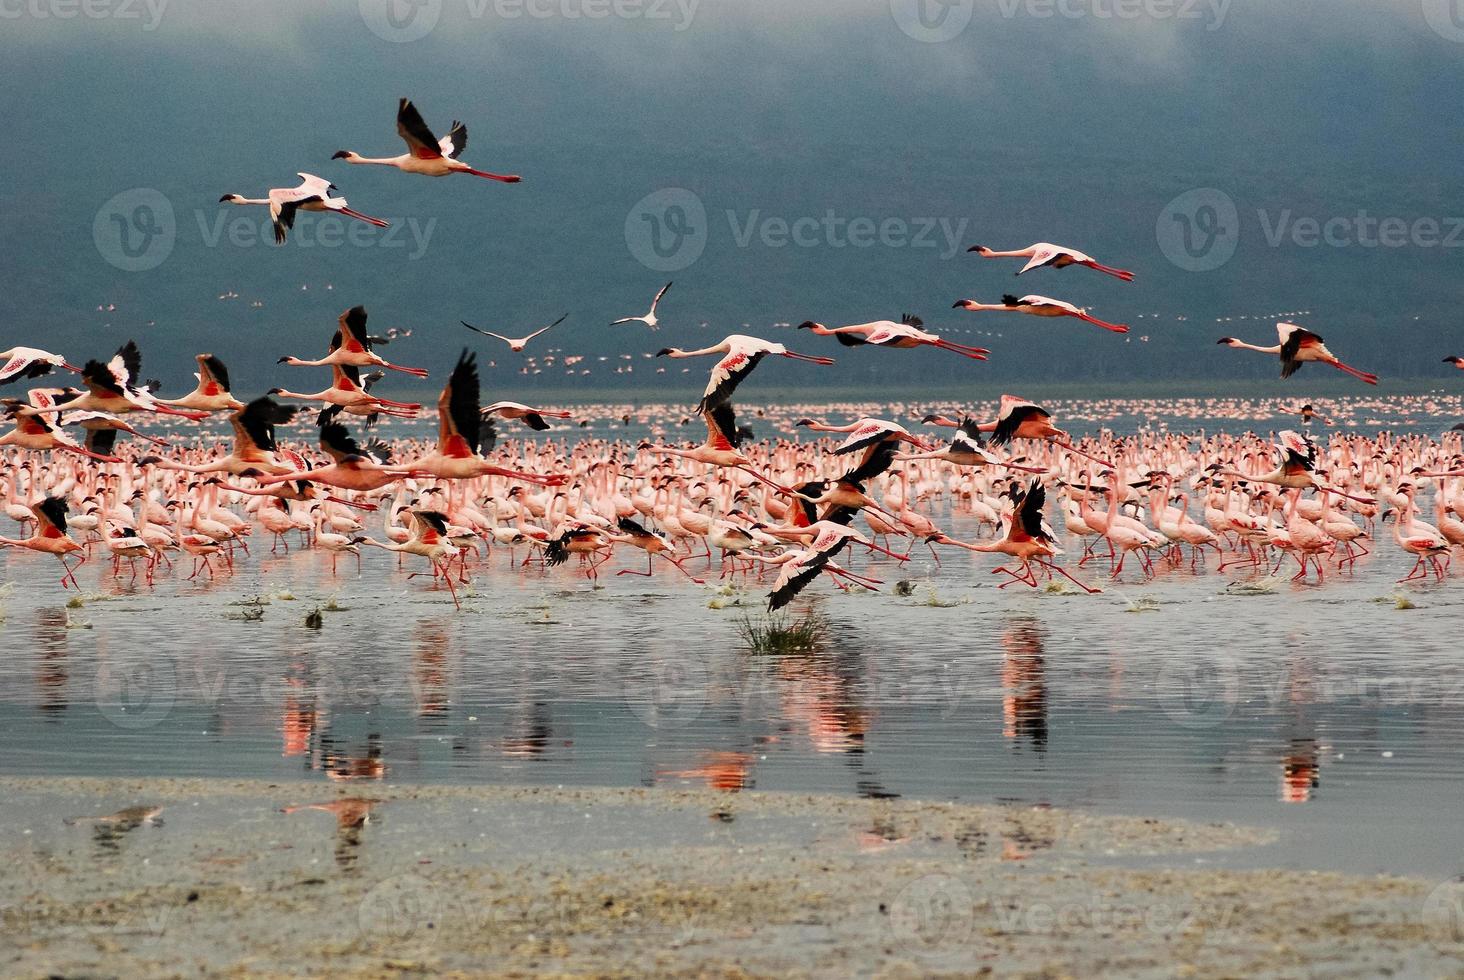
[2,397,1462,880]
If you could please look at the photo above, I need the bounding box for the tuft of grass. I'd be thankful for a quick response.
[919,586,967,608]
[304,608,324,629]
[736,610,830,654]
[893,580,916,597]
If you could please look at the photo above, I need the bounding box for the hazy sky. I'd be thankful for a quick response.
[5,0,1464,393]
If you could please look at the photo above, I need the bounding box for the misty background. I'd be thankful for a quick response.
[5,0,1464,401]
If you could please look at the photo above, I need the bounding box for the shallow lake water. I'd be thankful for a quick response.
[2,441,1461,883]
[4,389,1464,885]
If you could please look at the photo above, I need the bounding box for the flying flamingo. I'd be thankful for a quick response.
[766,517,911,564]
[968,242,1134,281]
[953,295,1129,334]
[360,510,466,606]
[257,420,432,492]
[745,547,884,612]
[928,480,1099,592]
[279,306,429,378]
[895,417,1048,473]
[968,395,1113,468]
[269,363,421,421]
[0,498,86,589]
[1217,322,1379,385]
[59,410,168,457]
[797,314,990,359]
[30,342,207,421]
[656,335,835,411]
[1212,431,1374,503]
[158,354,245,413]
[141,397,300,477]
[1446,356,1464,370]
[607,516,705,583]
[610,282,673,330]
[0,348,81,385]
[333,98,521,183]
[0,402,122,462]
[399,350,567,487]
[461,314,566,353]
[638,403,791,493]
[481,401,574,432]
[544,524,615,581]
[219,173,387,245]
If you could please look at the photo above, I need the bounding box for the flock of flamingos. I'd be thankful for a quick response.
[5,99,1464,611]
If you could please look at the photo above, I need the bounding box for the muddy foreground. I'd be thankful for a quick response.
[1,777,1460,978]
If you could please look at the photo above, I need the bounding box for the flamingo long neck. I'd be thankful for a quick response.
[1233,341,1282,354]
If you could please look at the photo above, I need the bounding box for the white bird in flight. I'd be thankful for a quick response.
[610,282,673,330]
[461,314,567,353]
[219,173,387,245]
[969,242,1135,282]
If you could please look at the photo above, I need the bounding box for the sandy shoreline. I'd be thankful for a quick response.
[1,777,1459,978]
